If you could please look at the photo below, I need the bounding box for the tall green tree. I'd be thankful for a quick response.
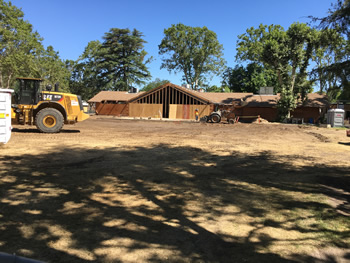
[34,46,70,92]
[222,63,278,93]
[311,29,347,100]
[0,0,43,89]
[236,23,318,119]
[159,23,226,90]
[0,1,71,92]
[310,0,350,100]
[98,28,151,91]
[69,40,104,100]
[312,0,350,37]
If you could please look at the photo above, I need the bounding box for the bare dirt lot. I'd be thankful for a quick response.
[1,116,350,263]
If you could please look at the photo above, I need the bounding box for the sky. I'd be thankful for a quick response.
[10,0,333,88]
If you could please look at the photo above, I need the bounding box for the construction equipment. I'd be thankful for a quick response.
[11,77,89,133]
[203,103,242,124]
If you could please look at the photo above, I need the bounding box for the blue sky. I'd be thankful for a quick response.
[11,0,333,87]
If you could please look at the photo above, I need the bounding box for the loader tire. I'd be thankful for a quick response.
[35,108,64,133]
[211,113,221,123]
[200,116,208,122]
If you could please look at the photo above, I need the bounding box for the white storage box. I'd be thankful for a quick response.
[0,89,14,144]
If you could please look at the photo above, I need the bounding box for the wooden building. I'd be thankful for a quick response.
[128,83,212,119]
[88,83,329,123]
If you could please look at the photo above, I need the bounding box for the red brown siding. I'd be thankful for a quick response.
[96,103,129,116]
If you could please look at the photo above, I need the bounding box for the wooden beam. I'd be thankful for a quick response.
[172,87,174,104]
[165,86,168,117]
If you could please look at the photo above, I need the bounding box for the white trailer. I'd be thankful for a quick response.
[0,89,14,144]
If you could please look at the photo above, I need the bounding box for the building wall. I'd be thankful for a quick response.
[232,106,323,123]
[129,104,162,118]
[291,107,322,123]
[169,104,211,119]
[233,107,278,122]
[96,103,129,116]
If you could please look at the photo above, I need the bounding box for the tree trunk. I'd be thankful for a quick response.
[0,70,3,89]
[6,72,13,89]
[290,66,296,92]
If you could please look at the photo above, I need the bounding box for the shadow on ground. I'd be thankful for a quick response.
[12,128,80,134]
[0,145,349,262]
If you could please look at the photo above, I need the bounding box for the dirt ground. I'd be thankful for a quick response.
[1,115,350,263]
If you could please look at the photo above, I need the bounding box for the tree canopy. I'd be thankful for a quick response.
[236,23,319,119]
[0,1,152,98]
[0,0,42,88]
[205,85,230,93]
[222,63,277,93]
[141,78,170,92]
[312,0,350,37]
[310,0,350,101]
[98,28,151,91]
[69,40,103,100]
[0,0,70,91]
[159,23,226,90]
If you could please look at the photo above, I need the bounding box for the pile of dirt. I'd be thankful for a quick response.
[252,117,269,123]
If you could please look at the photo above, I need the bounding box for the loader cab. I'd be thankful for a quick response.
[15,77,42,105]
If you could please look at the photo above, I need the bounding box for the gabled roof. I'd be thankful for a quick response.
[88,91,144,103]
[128,82,211,104]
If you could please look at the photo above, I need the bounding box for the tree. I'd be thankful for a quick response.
[69,40,104,100]
[0,1,71,93]
[0,0,43,89]
[236,23,319,119]
[222,63,278,93]
[159,23,226,90]
[141,78,170,92]
[310,29,347,100]
[311,0,350,37]
[98,28,151,91]
[310,0,350,101]
[205,85,230,93]
[34,46,71,92]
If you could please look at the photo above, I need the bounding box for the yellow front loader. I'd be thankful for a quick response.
[12,77,89,133]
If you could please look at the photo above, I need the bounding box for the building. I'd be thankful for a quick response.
[88,83,329,123]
